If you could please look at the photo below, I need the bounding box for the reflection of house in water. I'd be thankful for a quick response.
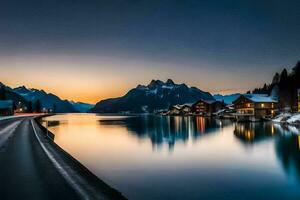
[99,116,230,150]
[275,134,300,183]
[234,122,277,143]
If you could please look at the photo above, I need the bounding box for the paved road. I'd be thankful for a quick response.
[0,117,80,200]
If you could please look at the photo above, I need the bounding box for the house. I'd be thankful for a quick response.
[0,100,14,116]
[168,104,192,115]
[191,99,224,116]
[233,94,278,121]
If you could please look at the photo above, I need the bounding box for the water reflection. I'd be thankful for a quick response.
[42,114,300,200]
[99,116,231,150]
[234,122,300,183]
[234,122,277,144]
[275,133,300,183]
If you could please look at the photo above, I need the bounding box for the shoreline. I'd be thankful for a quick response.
[32,115,127,200]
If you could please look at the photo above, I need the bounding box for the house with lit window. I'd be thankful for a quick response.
[0,100,14,116]
[168,104,192,115]
[191,99,224,116]
[233,94,278,121]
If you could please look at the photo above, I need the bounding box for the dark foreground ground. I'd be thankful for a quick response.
[0,116,126,200]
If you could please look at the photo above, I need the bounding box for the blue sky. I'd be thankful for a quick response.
[0,0,299,103]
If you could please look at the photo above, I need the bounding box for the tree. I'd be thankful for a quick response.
[53,103,57,113]
[272,72,280,85]
[27,101,33,113]
[35,100,41,113]
[0,86,5,100]
[279,68,288,87]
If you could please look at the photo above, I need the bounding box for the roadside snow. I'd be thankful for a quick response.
[0,116,19,121]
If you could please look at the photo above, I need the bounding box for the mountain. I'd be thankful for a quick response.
[13,86,77,113]
[213,93,241,105]
[91,79,215,113]
[70,101,94,113]
[0,82,29,107]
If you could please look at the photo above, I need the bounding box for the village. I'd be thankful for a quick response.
[1,85,300,124]
[160,91,300,123]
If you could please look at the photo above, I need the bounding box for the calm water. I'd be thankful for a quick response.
[43,114,300,200]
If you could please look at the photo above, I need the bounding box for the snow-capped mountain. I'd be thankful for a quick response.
[13,86,77,113]
[213,93,241,105]
[91,79,215,113]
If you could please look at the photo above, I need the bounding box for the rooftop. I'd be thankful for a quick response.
[243,94,278,103]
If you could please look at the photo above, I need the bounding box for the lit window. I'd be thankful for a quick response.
[247,103,251,108]
[261,103,265,108]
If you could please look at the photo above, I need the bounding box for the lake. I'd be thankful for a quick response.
[42,114,300,200]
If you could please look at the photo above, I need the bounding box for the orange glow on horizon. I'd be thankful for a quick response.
[0,54,263,104]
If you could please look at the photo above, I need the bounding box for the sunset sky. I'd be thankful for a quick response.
[1,0,299,104]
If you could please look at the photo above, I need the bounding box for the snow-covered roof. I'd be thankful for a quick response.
[182,103,193,107]
[171,103,192,110]
[243,94,278,103]
[194,99,216,105]
[0,100,13,109]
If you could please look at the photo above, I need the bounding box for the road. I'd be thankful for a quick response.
[0,116,127,200]
[0,117,81,200]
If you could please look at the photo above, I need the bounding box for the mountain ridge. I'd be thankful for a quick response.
[91,79,215,113]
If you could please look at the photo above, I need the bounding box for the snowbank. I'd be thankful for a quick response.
[272,113,292,123]
[0,116,18,121]
[287,113,300,124]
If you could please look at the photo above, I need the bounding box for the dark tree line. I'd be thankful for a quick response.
[0,86,5,100]
[252,61,300,111]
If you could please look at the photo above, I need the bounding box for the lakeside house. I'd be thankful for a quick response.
[168,104,193,115]
[191,99,224,116]
[164,100,224,116]
[0,100,14,116]
[232,94,278,121]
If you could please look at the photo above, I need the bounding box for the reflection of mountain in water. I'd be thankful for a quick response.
[275,134,300,183]
[99,116,231,149]
[234,122,277,144]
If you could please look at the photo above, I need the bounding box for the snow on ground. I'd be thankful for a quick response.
[272,113,292,123]
[287,113,300,124]
[287,125,300,135]
[0,116,20,121]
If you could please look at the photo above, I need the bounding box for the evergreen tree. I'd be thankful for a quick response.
[272,72,280,85]
[279,68,288,87]
[35,100,41,113]
[27,101,33,113]
[53,103,57,113]
[0,86,5,100]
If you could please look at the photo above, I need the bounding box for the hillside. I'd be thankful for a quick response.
[91,79,215,113]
